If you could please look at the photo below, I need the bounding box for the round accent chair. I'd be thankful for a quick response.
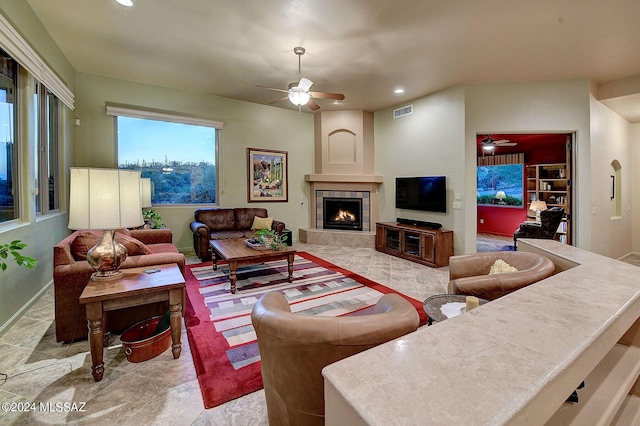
[251,291,420,426]
[448,251,555,301]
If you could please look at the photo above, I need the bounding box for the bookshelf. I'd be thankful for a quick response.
[526,162,571,244]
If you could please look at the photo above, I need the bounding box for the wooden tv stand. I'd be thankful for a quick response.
[375,222,453,267]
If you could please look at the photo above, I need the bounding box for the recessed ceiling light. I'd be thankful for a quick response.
[394,88,405,94]
[116,0,134,6]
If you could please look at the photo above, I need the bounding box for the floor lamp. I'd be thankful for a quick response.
[68,168,143,281]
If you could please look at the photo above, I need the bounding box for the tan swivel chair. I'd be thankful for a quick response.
[448,251,555,300]
[251,291,420,426]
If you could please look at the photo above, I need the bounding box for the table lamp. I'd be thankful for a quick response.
[530,200,547,223]
[495,190,507,204]
[68,168,143,281]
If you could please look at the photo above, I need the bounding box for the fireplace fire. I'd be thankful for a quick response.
[323,197,363,231]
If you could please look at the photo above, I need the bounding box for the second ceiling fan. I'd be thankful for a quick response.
[256,47,345,111]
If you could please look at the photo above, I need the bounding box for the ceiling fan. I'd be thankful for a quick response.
[481,135,517,149]
[256,47,345,111]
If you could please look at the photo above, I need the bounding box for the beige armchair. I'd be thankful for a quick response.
[448,251,555,300]
[251,292,420,426]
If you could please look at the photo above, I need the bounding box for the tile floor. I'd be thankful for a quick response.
[0,243,450,425]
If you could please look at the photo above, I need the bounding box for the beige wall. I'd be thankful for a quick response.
[374,86,467,253]
[632,124,640,253]
[75,73,314,251]
[589,95,633,258]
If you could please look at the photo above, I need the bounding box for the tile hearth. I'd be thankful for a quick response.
[0,243,449,425]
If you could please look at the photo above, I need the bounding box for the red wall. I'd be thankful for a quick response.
[477,205,527,236]
[476,133,568,236]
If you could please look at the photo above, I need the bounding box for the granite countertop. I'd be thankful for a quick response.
[322,239,640,425]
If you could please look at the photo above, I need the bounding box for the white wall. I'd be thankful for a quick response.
[464,80,593,253]
[589,95,633,258]
[75,73,314,251]
[374,86,467,254]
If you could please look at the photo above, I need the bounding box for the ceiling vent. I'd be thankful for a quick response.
[393,104,413,119]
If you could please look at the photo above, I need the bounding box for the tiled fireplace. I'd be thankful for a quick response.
[300,110,383,247]
[317,191,369,232]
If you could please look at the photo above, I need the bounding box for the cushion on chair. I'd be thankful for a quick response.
[489,259,518,274]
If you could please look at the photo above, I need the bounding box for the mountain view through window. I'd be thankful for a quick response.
[117,115,217,205]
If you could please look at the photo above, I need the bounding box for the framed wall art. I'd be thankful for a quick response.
[247,148,288,202]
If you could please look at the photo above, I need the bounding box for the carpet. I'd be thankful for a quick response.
[477,237,515,252]
[183,251,428,409]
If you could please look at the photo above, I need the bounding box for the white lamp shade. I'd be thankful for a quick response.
[495,190,506,199]
[530,200,548,211]
[140,177,152,208]
[68,168,144,230]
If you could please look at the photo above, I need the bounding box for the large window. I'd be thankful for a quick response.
[113,109,220,205]
[34,80,60,214]
[0,51,17,224]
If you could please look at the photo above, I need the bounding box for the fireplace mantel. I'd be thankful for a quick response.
[304,174,384,184]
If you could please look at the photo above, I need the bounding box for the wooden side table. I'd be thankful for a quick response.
[79,263,185,382]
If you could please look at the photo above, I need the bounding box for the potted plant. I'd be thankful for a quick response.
[0,240,37,271]
[142,209,166,229]
[251,229,288,250]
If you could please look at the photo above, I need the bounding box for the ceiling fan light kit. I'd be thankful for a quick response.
[256,47,345,111]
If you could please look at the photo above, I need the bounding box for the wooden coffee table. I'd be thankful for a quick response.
[209,239,297,294]
[79,263,185,382]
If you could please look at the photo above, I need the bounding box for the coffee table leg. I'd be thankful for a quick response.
[229,261,237,294]
[212,252,219,271]
[85,302,105,382]
[169,288,183,359]
[287,253,295,283]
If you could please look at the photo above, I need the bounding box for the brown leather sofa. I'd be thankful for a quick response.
[448,251,555,300]
[189,207,285,261]
[251,291,420,426]
[53,228,186,343]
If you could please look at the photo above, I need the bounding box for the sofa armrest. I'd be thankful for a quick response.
[190,220,210,238]
[271,219,286,235]
[130,228,173,244]
[516,222,542,232]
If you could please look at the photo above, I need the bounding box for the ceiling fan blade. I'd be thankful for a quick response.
[496,142,517,146]
[310,91,345,100]
[268,96,288,105]
[255,84,289,94]
[308,100,320,111]
[297,77,313,91]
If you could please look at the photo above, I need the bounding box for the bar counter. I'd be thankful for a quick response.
[323,239,640,425]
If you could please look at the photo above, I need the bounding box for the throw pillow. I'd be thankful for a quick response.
[115,233,153,256]
[251,216,274,230]
[70,231,100,261]
[489,259,518,275]
[71,230,151,261]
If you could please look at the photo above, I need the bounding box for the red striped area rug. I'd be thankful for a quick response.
[183,251,427,409]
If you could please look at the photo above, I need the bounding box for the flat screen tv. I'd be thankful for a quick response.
[395,176,446,213]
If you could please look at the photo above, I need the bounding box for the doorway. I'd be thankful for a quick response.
[476,133,573,251]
